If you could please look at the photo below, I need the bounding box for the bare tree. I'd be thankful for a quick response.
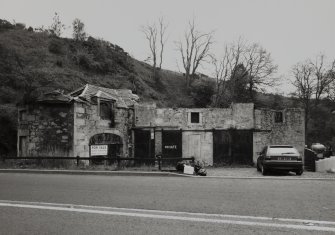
[211,39,245,106]
[326,67,335,102]
[291,61,314,138]
[211,39,277,104]
[72,18,87,41]
[141,17,168,80]
[243,43,278,100]
[158,17,168,70]
[176,20,214,88]
[49,12,65,37]
[310,54,335,106]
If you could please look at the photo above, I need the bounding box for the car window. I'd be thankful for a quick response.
[268,146,299,155]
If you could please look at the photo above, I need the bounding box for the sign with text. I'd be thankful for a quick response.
[90,145,108,156]
[164,145,177,150]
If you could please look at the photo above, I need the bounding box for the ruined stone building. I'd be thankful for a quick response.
[134,103,305,165]
[18,84,139,159]
[17,84,305,165]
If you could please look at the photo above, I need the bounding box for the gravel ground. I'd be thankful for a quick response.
[206,167,335,178]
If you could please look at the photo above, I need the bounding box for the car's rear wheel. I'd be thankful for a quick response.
[261,165,267,175]
[295,169,303,176]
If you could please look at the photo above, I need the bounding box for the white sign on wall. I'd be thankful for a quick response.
[90,145,108,156]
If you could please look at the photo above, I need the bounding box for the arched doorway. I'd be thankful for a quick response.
[89,133,123,164]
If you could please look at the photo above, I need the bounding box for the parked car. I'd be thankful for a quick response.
[257,145,303,175]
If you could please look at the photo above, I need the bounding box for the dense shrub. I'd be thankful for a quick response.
[0,19,15,32]
[48,39,63,54]
[190,80,215,107]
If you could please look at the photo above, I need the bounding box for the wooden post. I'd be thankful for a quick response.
[76,155,80,167]
[158,155,161,171]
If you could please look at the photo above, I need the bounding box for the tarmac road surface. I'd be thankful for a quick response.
[0,173,334,234]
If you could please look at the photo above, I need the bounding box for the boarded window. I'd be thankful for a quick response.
[190,112,200,123]
[274,111,283,123]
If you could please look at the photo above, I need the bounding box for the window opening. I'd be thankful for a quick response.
[190,112,200,123]
[274,111,283,123]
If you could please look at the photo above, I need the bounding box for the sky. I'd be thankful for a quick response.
[1,0,334,94]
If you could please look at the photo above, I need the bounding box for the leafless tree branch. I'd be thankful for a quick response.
[176,20,214,88]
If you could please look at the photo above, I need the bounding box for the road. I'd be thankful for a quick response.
[0,173,334,234]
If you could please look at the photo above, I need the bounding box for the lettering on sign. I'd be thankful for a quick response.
[164,145,177,149]
[90,145,108,156]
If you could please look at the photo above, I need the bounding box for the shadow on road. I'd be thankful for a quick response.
[260,170,299,177]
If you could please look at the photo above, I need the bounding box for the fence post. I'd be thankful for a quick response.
[191,157,195,165]
[117,155,120,168]
[158,156,161,171]
[76,155,80,167]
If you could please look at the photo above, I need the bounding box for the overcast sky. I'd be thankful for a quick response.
[1,0,334,94]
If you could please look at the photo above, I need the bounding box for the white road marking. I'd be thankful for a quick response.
[0,200,334,232]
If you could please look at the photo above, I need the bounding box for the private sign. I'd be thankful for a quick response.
[90,145,108,156]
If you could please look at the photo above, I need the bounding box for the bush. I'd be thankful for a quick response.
[48,39,63,54]
[190,80,215,107]
[0,19,15,32]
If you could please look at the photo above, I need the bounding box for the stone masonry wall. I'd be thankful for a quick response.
[136,104,305,165]
[253,108,305,163]
[135,103,254,130]
[73,102,132,158]
[135,103,254,166]
[17,103,74,157]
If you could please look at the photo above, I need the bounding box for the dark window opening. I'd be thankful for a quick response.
[190,112,200,123]
[99,101,115,127]
[274,111,283,123]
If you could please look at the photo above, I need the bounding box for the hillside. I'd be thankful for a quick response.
[0,23,198,108]
[0,19,334,155]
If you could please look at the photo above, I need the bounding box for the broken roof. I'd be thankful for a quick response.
[37,90,73,104]
[68,84,139,108]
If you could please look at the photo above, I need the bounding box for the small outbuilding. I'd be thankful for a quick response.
[134,103,305,165]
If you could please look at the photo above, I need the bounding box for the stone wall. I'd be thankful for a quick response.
[73,102,133,158]
[135,103,254,130]
[135,103,305,165]
[253,108,305,163]
[17,103,74,157]
[135,103,254,165]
